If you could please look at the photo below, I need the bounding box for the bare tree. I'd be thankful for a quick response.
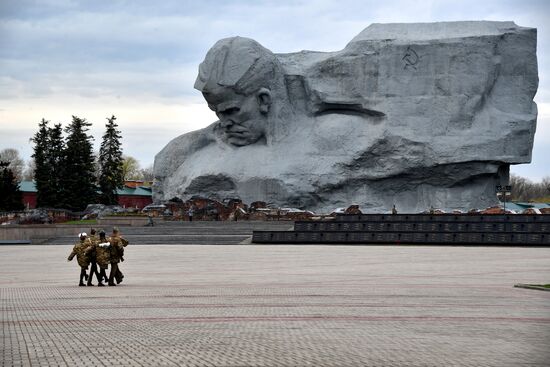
[122,155,141,181]
[140,164,154,182]
[92,152,101,182]
[543,177,550,196]
[22,158,35,180]
[0,148,25,180]
[509,174,550,201]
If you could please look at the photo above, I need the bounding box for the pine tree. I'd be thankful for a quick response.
[31,119,55,207]
[0,161,24,211]
[61,116,97,211]
[98,115,124,205]
[47,123,65,207]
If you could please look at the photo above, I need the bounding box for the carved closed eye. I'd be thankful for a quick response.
[219,107,240,116]
[216,107,240,120]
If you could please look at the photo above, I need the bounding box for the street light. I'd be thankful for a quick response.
[496,185,512,213]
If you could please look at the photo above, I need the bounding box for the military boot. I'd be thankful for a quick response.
[115,268,124,284]
[108,264,118,286]
[99,269,108,283]
[79,269,87,286]
[87,263,97,286]
[108,272,116,286]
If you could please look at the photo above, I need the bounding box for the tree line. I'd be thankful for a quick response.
[31,115,124,211]
[0,115,155,212]
[0,147,153,183]
[509,174,550,202]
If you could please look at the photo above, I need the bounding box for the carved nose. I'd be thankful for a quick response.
[220,118,234,128]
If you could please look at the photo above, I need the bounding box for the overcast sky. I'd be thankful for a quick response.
[1,0,549,180]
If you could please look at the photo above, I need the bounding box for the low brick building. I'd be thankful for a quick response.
[20,181,37,209]
[116,185,153,209]
[19,181,153,210]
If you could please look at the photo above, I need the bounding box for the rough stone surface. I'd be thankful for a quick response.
[154,21,538,213]
[82,203,133,219]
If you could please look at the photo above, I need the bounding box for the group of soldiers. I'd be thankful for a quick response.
[67,227,129,286]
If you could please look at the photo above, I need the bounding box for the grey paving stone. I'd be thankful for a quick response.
[1,245,549,366]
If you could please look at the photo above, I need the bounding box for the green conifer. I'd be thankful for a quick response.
[61,116,97,211]
[47,123,65,207]
[0,161,24,211]
[31,119,55,207]
[98,115,124,205]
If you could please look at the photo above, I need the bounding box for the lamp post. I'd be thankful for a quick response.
[496,185,512,213]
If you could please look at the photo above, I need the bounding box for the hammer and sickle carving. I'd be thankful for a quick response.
[402,46,419,70]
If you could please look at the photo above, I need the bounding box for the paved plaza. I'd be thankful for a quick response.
[1,244,550,366]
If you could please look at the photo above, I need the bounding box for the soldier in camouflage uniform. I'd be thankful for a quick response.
[94,230,111,285]
[108,227,129,286]
[85,228,102,286]
[89,228,98,244]
[67,232,91,286]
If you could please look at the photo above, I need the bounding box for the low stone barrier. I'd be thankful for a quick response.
[97,216,148,227]
[253,214,550,245]
[0,225,85,244]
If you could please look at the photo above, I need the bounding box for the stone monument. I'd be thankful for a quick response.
[154,21,538,213]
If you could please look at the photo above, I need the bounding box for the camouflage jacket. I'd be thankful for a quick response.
[87,235,99,260]
[107,235,128,263]
[68,239,91,268]
[90,237,111,268]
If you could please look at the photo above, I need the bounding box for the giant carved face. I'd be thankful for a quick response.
[204,87,271,147]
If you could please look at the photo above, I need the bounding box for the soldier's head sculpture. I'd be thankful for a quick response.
[194,37,289,147]
[154,22,538,213]
[99,230,106,239]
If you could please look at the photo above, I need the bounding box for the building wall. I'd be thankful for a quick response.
[22,192,37,209]
[20,191,151,210]
[117,195,152,209]
[124,180,153,188]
